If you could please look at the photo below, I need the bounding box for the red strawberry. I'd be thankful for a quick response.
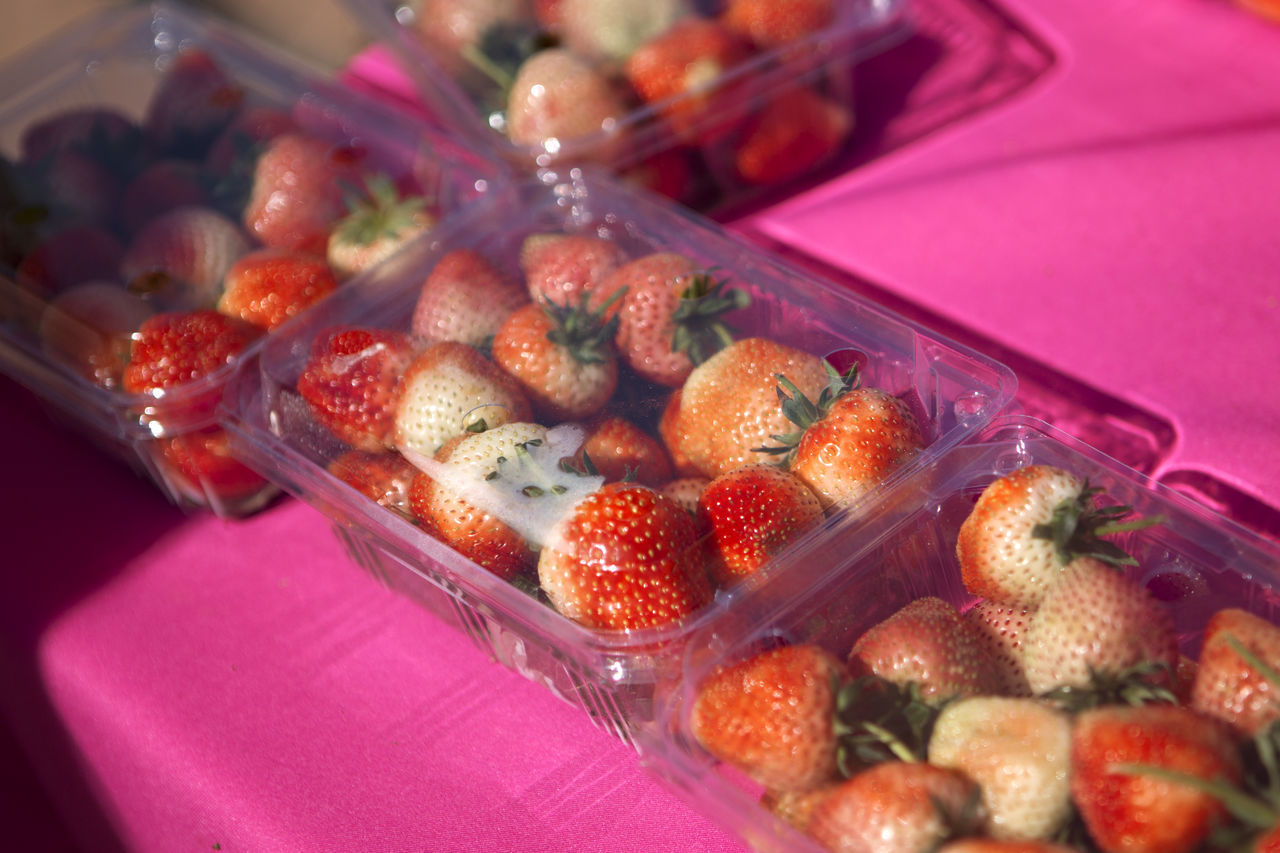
[675,336,830,478]
[490,297,621,422]
[157,426,272,510]
[119,160,212,234]
[217,248,338,331]
[721,0,837,49]
[38,281,152,389]
[531,0,565,33]
[847,596,1001,702]
[619,146,695,202]
[608,253,749,387]
[393,341,533,457]
[326,175,436,280]
[956,465,1159,609]
[690,643,844,791]
[122,309,259,395]
[408,423,548,581]
[519,232,630,309]
[1071,704,1243,853]
[537,480,712,630]
[144,48,245,157]
[574,415,674,486]
[658,388,701,477]
[558,0,689,61]
[1020,558,1178,697]
[505,48,628,152]
[326,448,416,515]
[699,462,823,584]
[808,760,985,853]
[1191,608,1280,738]
[761,363,924,510]
[927,696,1074,841]
[731,86,852,185]
[242,132,365,254]
[121,206,251,308]
[296,326,417,451]
[962,599,1035,697]
[624,18,755,144]
[410,248,530,346]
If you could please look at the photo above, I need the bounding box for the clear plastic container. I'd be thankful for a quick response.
[221,168,1016,742]
[339,0,912,213]
[0,2,502,516]
[641,414,1280,852]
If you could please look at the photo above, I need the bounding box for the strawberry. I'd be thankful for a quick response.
[675,336,830,478]
[393,341,533,457]
[206,106,298,174]
[847,596,1001,702]
[413,0,535,77]
[940,841,1079,853]
[807,760,985,853]
[927,696,1074,841]
[1020,558,1179,698]
[658,388,702,477]
[505,48,628,152]
[619,146,695,202]
[531,0,565,33]
[1071,703,1243,853]
[574,415,674,486]
[407,422,547,581]
[519,232,629,309]
[721,0,837,49]
[962,599,1034,697]
[761,785,841,835]
[1190,608,1280,738]
[17,146,122,228]
[760,362,924,510]
[699,462,823,584]
[19,107,140,163]
[296,326,418,451]
[242,132,366,254]
[537,480,712,630]
[119,160,212,234]
[624,18,755,144]
[326,175,436,280]
[38,281,152,389]
[731,86,852,185]
[122,309,259,396]
[121,206,250,309]
[13,225,123,311]
[144,48,245,158]
[326,448,416,515]
[690,644,845,791]
[157,426,272,509]
[558,0,690,61]
[216,248,338,331]
[956,465,1160,609]
[490,296,621,422]
[410,247,529,347]
[608,253,749,387]
[659,475,709,514]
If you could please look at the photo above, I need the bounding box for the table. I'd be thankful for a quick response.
[3,0,1278,850]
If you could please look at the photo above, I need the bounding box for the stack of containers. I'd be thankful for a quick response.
[0,2,502,515]
[338,0,912,212]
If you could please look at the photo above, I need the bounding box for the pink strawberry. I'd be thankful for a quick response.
[412,0,534,77]
[505,48,628,153]
[574,415,674,486]
[1190,608,1280,738]
[674,336,830,478]
[38,281,152,389]
[296,326,418,451]
[608,252,749,387]
[242,132,366,254]
[537,480,712,630]
[927,696,1074,841]
[411,247,530,346]
[808,761,985,853]
[699,462,824,584]
[659,475,709,514]
[956,465,1159,609]
[1020,558,1179,697]
[393,341,533,457]
[144,48,245,157]
[121,206,251,308]
[326,175,436,280]
[690,644,845,791]
[519,232,629,308]
[217,248,338,331]
[731,86,852,185]
[962,599,1035,697]
[119,160,212,234]
[847,596,1001,702]
[490,297,621,422]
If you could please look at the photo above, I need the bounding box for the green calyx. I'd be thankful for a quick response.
[541,288,625,365]
[1031,480,1165,568]
[669,269,750,366]
[834,676,941,777]
[753,360,860,462]
[1038,661,1178,712]
[334,174,428,247]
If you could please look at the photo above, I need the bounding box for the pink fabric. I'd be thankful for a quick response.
[741,0,1280,516]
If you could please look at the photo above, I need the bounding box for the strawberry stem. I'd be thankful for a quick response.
[1031,481,1162,567]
